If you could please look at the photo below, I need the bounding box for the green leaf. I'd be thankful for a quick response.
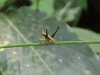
[53,0,87,11]
[53,0,66,11]
[0,0,7,4]
[71,0,87,9]
[32,0,53,14]
[0,6,100,75]
[72,27,100,53]
[53,0,87,26]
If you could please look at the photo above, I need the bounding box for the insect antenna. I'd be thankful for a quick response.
[51,26,60,38]
[38,25,44,33]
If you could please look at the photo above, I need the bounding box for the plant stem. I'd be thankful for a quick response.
[36,0,40,10]
[0,41,100,48]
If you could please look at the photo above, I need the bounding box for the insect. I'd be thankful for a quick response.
[39,26,60,45]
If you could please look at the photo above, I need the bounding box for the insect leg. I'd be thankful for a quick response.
[44,40,48,45]
[46,27,48,38]
[51,26,60,38]
[47,39,49,45]
[38,38,43,43]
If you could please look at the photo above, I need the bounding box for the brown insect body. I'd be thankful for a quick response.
[39,26,60,45]
[42,32,55,42]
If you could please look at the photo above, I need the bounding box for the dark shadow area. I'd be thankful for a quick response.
[77,0,100,33]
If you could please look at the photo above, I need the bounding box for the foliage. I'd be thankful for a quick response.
[0,0,100,75]
[32,0,87,26]
[72,27,100,54]
[0,0,6,4]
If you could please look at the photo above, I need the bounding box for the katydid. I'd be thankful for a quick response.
[39,26,60,45]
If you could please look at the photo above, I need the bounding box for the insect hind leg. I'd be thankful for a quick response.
[51,26,60,38]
